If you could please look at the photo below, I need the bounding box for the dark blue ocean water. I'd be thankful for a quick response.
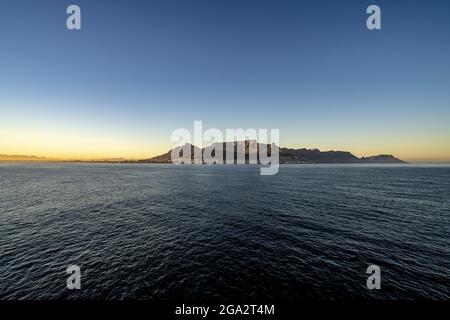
[0,163,449,300]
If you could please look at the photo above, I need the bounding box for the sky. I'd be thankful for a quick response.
[0,0,449,162]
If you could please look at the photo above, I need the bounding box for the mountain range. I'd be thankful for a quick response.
[139,141,405,164]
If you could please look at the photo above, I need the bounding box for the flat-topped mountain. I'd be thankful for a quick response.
[139,141,405,164]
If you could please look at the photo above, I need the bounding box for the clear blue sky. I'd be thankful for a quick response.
[0,0,449,161]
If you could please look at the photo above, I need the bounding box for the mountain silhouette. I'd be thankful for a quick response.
[139,141,405,164]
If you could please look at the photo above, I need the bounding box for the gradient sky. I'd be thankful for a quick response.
[0,0,449,161]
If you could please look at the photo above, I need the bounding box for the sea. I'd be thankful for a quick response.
[0,163,449,300]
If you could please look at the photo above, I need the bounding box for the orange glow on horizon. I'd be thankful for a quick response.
[1,120,450,163]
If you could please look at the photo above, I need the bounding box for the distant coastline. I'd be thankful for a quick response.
[0,141,406,164]
[137,141,405,164]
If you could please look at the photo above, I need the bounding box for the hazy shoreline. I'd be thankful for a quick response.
[1,161,450,166]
